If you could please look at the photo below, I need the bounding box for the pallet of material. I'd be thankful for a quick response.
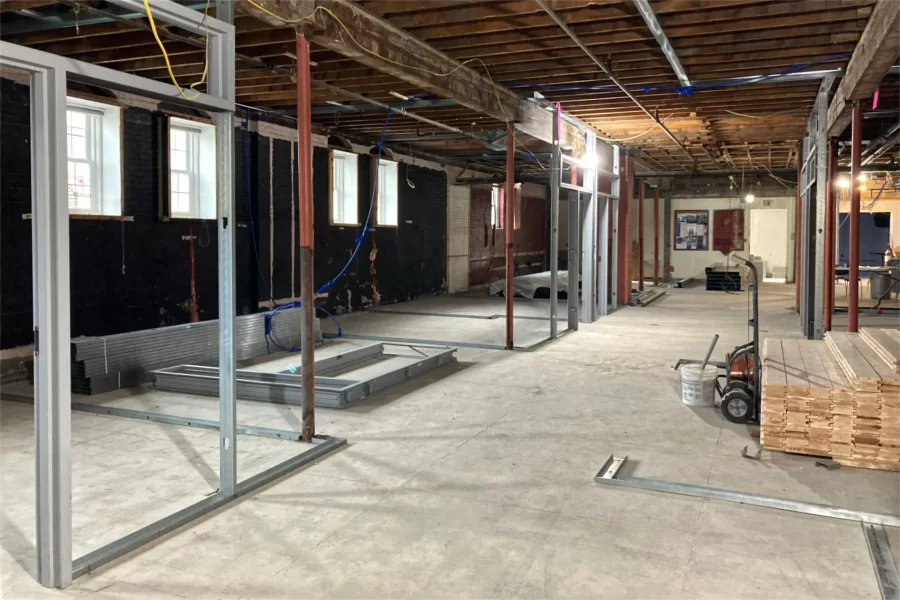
[761,334,900,472]
[860,328,900,374]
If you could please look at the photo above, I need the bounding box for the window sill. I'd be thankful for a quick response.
[70,214,134,221]
[21,213,134,221]
[331,222,362,227]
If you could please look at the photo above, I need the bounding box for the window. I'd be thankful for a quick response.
[490,184,501,227]
[331,149,358,225]
[168,117,216,219]
[376,159,398,226]
[66,98,122,215]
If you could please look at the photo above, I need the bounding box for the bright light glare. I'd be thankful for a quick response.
[580,152,599,167]
[837,177,850,189]
[858,173,867,182]
[745,194,755,203]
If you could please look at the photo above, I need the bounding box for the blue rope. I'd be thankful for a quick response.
[263,107,395,352]
[314,111,394,296]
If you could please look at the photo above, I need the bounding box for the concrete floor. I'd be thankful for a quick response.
[1,283,898,599]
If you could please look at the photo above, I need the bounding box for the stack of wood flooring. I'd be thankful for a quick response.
[761,328,900,471]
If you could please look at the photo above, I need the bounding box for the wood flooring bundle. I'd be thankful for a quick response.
[860,328,900,374]
[761,330,900,472]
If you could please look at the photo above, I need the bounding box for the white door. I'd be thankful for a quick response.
[749,209,788,280]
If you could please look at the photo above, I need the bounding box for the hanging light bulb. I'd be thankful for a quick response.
[860,184,867,192]
[858,173,867,183]
[745,193,755,203]
[837,177,850,189]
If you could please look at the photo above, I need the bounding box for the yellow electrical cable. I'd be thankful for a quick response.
[142,0,211,100]
[595,114,674,143]
[725,108,805,119]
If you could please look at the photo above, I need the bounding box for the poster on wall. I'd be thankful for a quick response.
[674,210,709,251]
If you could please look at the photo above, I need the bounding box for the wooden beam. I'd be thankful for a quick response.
[827,0,900,136]
[236,0,519,123]
[0,0,58,12]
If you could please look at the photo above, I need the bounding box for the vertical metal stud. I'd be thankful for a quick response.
[567,191,579,329]
[549,106,560,338]
[211,0,236,495]
[31,63,72,589]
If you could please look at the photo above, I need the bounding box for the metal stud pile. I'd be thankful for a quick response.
[71,309,322,395]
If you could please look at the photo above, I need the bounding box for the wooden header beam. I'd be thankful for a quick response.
[237,0,519,123]
[827,0,900,137]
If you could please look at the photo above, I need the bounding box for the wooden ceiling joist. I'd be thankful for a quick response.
[827,0,900,136]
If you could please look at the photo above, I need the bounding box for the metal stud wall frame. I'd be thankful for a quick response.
[1,0,342,588]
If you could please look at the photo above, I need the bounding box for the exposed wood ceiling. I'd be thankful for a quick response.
[1,0,897,175]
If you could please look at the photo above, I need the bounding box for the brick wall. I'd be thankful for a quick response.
[0,78,449,349]
[468,183,548,288]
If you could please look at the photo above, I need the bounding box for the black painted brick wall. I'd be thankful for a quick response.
[0,78,448,348]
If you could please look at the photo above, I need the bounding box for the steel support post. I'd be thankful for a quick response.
[637,180,645,291]
[567,191,580,329]
[653,187,660,286]
[794,140,802,311]
[848,102,862,332]
[549,109,560,338]
[505,123,515,349]
[296,32,316,439]
[824,140,834,332]
[31,62,72,590]
[212,0,236,496]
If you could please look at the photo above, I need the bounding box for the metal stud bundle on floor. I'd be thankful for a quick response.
[70,309,323,394]
[152,343,457,409]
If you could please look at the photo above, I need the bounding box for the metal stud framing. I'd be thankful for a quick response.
[2,0,342,588]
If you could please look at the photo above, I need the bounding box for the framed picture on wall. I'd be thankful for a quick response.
[674,210,709,251]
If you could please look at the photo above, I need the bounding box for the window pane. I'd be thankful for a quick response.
[67,160,92,210]
[171,148,187,171]
[68,110,85,129]
[171,129,186,151]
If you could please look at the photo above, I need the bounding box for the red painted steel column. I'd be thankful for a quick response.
[505,124,515,349]
[297,32,315,441]
[618,156,633,302]
[848,103,862,332]
[653,187,660,286]
[637,180,645,291]
[794,140,802,312]
[823,140,834,332]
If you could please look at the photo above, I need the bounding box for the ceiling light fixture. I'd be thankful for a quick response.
[744,193,755,203]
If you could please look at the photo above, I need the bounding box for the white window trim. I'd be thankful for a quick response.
[490,184,500,228]
[375,159,399,227]
[169,116,216,220]
[331,149,358,226]
[66,96,122,216]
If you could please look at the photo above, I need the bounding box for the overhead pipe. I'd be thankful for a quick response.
[535,0,696,166]
[861,131,900,166]
[296,32,316,442]
[848,103,862,333]
[631,0,691,88]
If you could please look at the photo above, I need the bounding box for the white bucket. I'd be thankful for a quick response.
[681,364,718,406]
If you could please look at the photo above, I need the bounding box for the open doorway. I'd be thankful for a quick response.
[749,209,789,282]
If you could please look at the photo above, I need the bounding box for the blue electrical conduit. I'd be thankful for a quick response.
[251,108,395,352]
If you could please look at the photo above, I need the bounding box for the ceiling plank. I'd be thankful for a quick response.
[827,0,900,136]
